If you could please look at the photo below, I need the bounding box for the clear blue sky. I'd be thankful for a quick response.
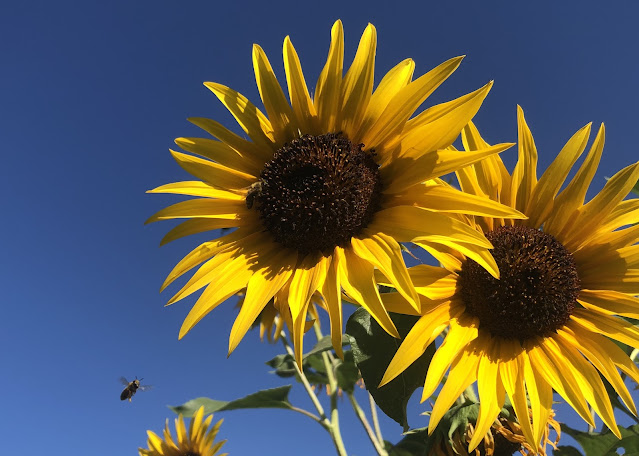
[2,1,638,454]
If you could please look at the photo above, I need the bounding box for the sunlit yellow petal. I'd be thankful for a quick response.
[314,20,343,132]
[337,246,399,338]
[510,106,539,215]
[169,150,256,190]
[252,44,297,144]
[428,343,480,433]
[352,232,420,311]
[320,252,343,358]
[422,318,478,400]
[340,23,376,138]
[283,36,317,133]
[362,56,464,150]
[380,302,453,386]
[545,124,604,235]
[204,82,275,147]
[524,121,591,228]
[228,248,296,355]
[175,137,261,176]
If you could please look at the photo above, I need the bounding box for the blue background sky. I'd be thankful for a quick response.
[2,1,638,454]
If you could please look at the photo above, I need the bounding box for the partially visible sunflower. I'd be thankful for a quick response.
[139,406,226,456]
[379,106,639,451]
[428,407,560,456]
[147,20,523,364]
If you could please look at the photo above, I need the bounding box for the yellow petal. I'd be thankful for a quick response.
[558,327,637,416]
[352,232,420,311]
[175,137,260,176]
[387,183,526,219]
[499,345,535,447]
[187,116,272,165]
[178,236,265,338]
[571,308,639,347]
[289,255,330,363]
[535,339,594,426]
[362,56,464,149]
[320,252,344,358]
[469,339,505,452]
[397,82,493,160]
[545,124,604,235]
[599,199,639,233]
[563,162,639,251]
[568,321,639,385]
[546,335,619,436]
[337,246,399,338]
[525,121,592,228]
[578,289,639,318]
[355,58,415,143]
[161,229,248,291]
[314,20,344,133]
[158,216,255,246]
[168,150,255,190]
[428,343,480,433]
[228,247,296,355]
[340,23,376,138]
[283,36,317,133]
[204,82,275,147]
[525,354,553,450]
[252,44,297,144]
[369,206,492,247]
[380,302,453,387]
[461,120,511,204]
[145,198,248,224]
[511,106,539,215]
[383,143,514,194]
[148,181,243,200]
[422,317,478,400]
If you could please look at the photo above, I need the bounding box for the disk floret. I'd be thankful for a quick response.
[255,133,382,254]
[458,225,580,341]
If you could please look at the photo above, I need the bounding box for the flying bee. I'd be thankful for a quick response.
[120,376,152,402]
[245,180,264,209]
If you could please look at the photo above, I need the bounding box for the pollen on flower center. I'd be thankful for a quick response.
[457,225,580,341]
[253,133,383,254]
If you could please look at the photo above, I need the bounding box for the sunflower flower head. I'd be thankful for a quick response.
[147,20,521,365]
[427,402,560,456]
[139,406,226,456]
[379,106,639,451]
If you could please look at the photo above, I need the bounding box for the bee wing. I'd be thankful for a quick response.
[119,377,129,385]
[139,385,153,392]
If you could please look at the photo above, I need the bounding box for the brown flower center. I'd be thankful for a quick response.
[457,225,580,341]
[252,133,382,254]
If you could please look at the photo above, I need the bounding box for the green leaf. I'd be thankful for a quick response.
[170,386,295,416]
[561,422,639,456]
[303,335,351,359]
[346,308,435,431]
[388,428,430,456]
[334,350,360,393]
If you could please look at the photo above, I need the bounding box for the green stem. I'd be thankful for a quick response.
[348,392,388,456]
[280,331,347,456]
[369,393,384,445]
[312,322,348,456]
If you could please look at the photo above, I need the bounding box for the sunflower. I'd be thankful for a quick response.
[147,20,522,363]
[139,406,226,456]
[379,106,639,452]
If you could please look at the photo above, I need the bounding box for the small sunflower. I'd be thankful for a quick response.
[379,106,639,451]
[139,406,226,456]
[147,20,522,363]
